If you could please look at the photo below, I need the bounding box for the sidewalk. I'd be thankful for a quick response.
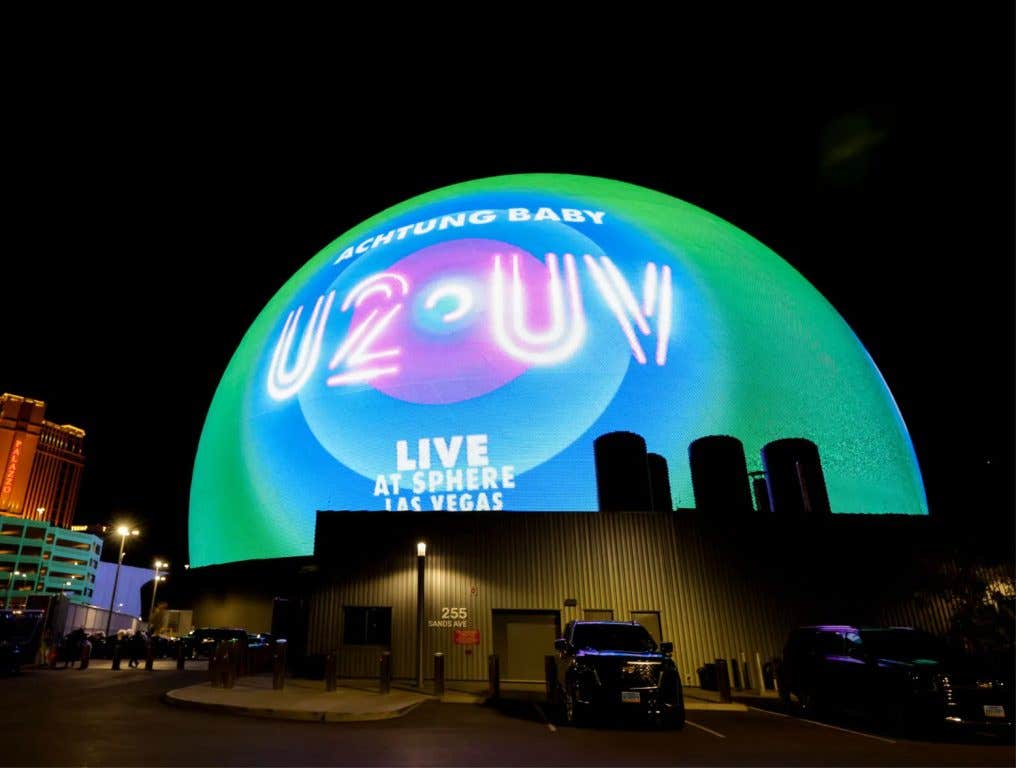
[165,675,431,722]
[338,677,487,704]
[680,686,750,711]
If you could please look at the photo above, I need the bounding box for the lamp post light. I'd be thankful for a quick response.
[149,561,167,627]
[416,541,426,688]
[105,525,139,636]
[6,570,23,608]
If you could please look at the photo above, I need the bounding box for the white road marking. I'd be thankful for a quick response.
[685,719,726,738]
[797,717,897,744]
[532,703,557,732]
[746,705,790,717]
[745,704,896,743]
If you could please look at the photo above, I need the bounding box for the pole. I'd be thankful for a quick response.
[5,572,17,609]
[416,552,425,688]
[105,533,126,636]
[148,563,162,624]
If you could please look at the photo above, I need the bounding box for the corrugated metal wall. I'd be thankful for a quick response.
[308,513,795,682]
[877,563,1014,637]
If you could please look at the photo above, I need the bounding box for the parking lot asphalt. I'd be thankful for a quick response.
[2,667,1011,766]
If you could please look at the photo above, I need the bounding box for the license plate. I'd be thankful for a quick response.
[983,704,1006,719]
[621,691,641,704]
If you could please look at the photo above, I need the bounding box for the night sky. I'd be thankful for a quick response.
[5,15,1013,577]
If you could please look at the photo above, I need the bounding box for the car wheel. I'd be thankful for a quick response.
[656,707,685,730]
[798,687,824,718]
[887,694,916,739]
[563,684,584,727]
[779,687,795,713]
[672,706,686,730]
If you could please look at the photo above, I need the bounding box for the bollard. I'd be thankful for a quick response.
[325,650,338,692]
[544,655,557,703]
[221,644,230,687]
[232,641,242,681]
[433,653,445,696]
[177,643,185,671]
[715,658,732,703]
[145,641,154,672]
[209,653,219,687]
[112,642,122,671]
[379,651,392,694]
[272,641,286,690]
[487,654,500,699]
[212,640,231,688]
[755,652,765,694]
[730,657,742,690]
[224,642,238,688]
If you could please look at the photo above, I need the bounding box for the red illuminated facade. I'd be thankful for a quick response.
[0,393,85,528]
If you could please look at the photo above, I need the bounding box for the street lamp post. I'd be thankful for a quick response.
[5,570,23,608]
[105,526,138,636]
[416,541,426,688]
[148,561,167,627]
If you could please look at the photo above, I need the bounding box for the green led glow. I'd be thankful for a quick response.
[190,174,927,566]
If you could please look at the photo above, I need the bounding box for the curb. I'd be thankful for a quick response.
[163,689,423,723]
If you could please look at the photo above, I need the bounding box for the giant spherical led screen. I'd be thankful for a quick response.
[189,174,927,566]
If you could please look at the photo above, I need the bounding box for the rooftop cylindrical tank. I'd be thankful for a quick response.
[749,472,772,515]
[761,438,832,519]
[688,435,753,514]
[647,452,673,513]
[593,431,652,512]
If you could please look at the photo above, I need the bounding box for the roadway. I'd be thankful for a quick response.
[2,668,1011,766]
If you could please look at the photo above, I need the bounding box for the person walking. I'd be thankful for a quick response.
[37,626,52,668]
[128,631,142,668]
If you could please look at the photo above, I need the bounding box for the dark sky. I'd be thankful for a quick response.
[5,15,1013,573]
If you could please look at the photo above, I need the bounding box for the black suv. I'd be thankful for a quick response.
[779,625,1013,735]
[181,627,248,659]
[552,620,685,728]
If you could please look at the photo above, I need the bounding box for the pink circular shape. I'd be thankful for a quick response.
[348,239,553,404]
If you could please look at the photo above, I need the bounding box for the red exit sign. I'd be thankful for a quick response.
[453,629,480,645]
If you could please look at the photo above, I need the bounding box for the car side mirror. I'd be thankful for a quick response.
[659,642,673,655]
[554,638,568,652]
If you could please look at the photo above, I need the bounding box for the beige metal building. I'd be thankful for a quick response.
[295,510,974,685]
[188,507,1007,686]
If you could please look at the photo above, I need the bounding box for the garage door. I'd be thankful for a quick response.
[492,610,560,682]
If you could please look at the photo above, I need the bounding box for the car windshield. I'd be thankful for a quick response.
[0,614,40,642]
[572,624,657,652]
[858,629,949,661]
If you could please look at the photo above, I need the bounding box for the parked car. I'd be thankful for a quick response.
[0,638,23,675]
[246,632,275,649]
[181,627,248,659]
[150,633,182,659]
[778,625,1013,735]
[0,610,44,672]
[552,620,685,728]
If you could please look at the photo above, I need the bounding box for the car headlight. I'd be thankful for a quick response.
[907,670,941,693]
[573,664,602,686]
